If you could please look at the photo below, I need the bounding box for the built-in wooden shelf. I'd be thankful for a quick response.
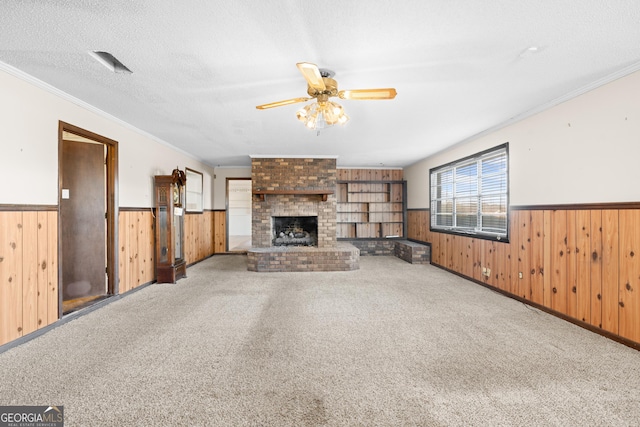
[336,180,406,239]
[253,189,334,201]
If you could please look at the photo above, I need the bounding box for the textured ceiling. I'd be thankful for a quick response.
[2,1,640,168]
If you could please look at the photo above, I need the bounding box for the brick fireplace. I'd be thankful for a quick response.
[272,216,318,246]
[247,157,359,272]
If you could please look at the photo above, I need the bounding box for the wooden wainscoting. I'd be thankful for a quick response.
[0,207,225,348]
[184,211,215,264]
[118,209,155,294]
[213,210,226,254]
[408,206,640,347]
[187,210,226,257]
[119,209,223,291]
[0,210,58,346]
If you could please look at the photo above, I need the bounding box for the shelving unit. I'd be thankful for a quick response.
[336,179,406,239]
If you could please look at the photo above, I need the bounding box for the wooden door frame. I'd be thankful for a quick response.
[58,121,119,318]
[225,177,251,252]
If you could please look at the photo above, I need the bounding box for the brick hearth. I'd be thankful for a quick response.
[247,243,359,272]
[248,157,360,272]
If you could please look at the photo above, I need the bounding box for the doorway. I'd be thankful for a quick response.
[227,178,252,251]
[59,122,118,315]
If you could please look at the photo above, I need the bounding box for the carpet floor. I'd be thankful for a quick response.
[0,255,639,426]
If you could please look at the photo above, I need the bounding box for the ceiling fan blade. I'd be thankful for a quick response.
[256,97,311,110]
[338,88,397,100]
[296,62,326,92]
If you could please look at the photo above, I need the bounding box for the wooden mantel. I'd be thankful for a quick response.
[253,189,334,202]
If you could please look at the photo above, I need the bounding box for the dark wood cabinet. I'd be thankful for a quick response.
[154,169,187,283]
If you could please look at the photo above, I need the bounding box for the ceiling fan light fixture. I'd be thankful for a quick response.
[257,97,310,110]
[297,103,317,122]
[296,101,349,130]
[296,106,309,121]
[339,88,397,100]
[322,101,341,125]
[258,62,394,129]
[305,111,319,129]
[296,62,326,91]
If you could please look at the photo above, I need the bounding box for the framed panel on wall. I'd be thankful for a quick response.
[185,168,203,213]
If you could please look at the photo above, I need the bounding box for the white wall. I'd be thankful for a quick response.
[212,167,251,210]
[405,69,640,209]
[0,68,215,208]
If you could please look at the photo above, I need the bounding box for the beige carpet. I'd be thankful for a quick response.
[0,255,639,426]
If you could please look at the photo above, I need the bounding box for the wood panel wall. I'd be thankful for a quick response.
[184,211,215,263]
[119,210,222,292]
[0,211,58,346]
[213,210,226,254]
[1,208,225,348]
[337,168,403,181]
[408,207,640,347]
[118,210,155,294]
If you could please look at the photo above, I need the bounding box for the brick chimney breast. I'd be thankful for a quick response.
[251,158,337,248]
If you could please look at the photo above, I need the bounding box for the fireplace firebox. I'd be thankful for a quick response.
[272,216,318,247]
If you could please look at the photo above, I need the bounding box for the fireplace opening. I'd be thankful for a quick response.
[272,216,318,247]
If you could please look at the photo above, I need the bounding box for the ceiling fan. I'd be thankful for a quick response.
[256,62,397,129]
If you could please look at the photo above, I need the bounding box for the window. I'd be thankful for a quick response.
[430,143,509,241]
[185,168,203,212]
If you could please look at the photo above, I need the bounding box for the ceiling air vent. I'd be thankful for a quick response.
[88,51,132,74]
